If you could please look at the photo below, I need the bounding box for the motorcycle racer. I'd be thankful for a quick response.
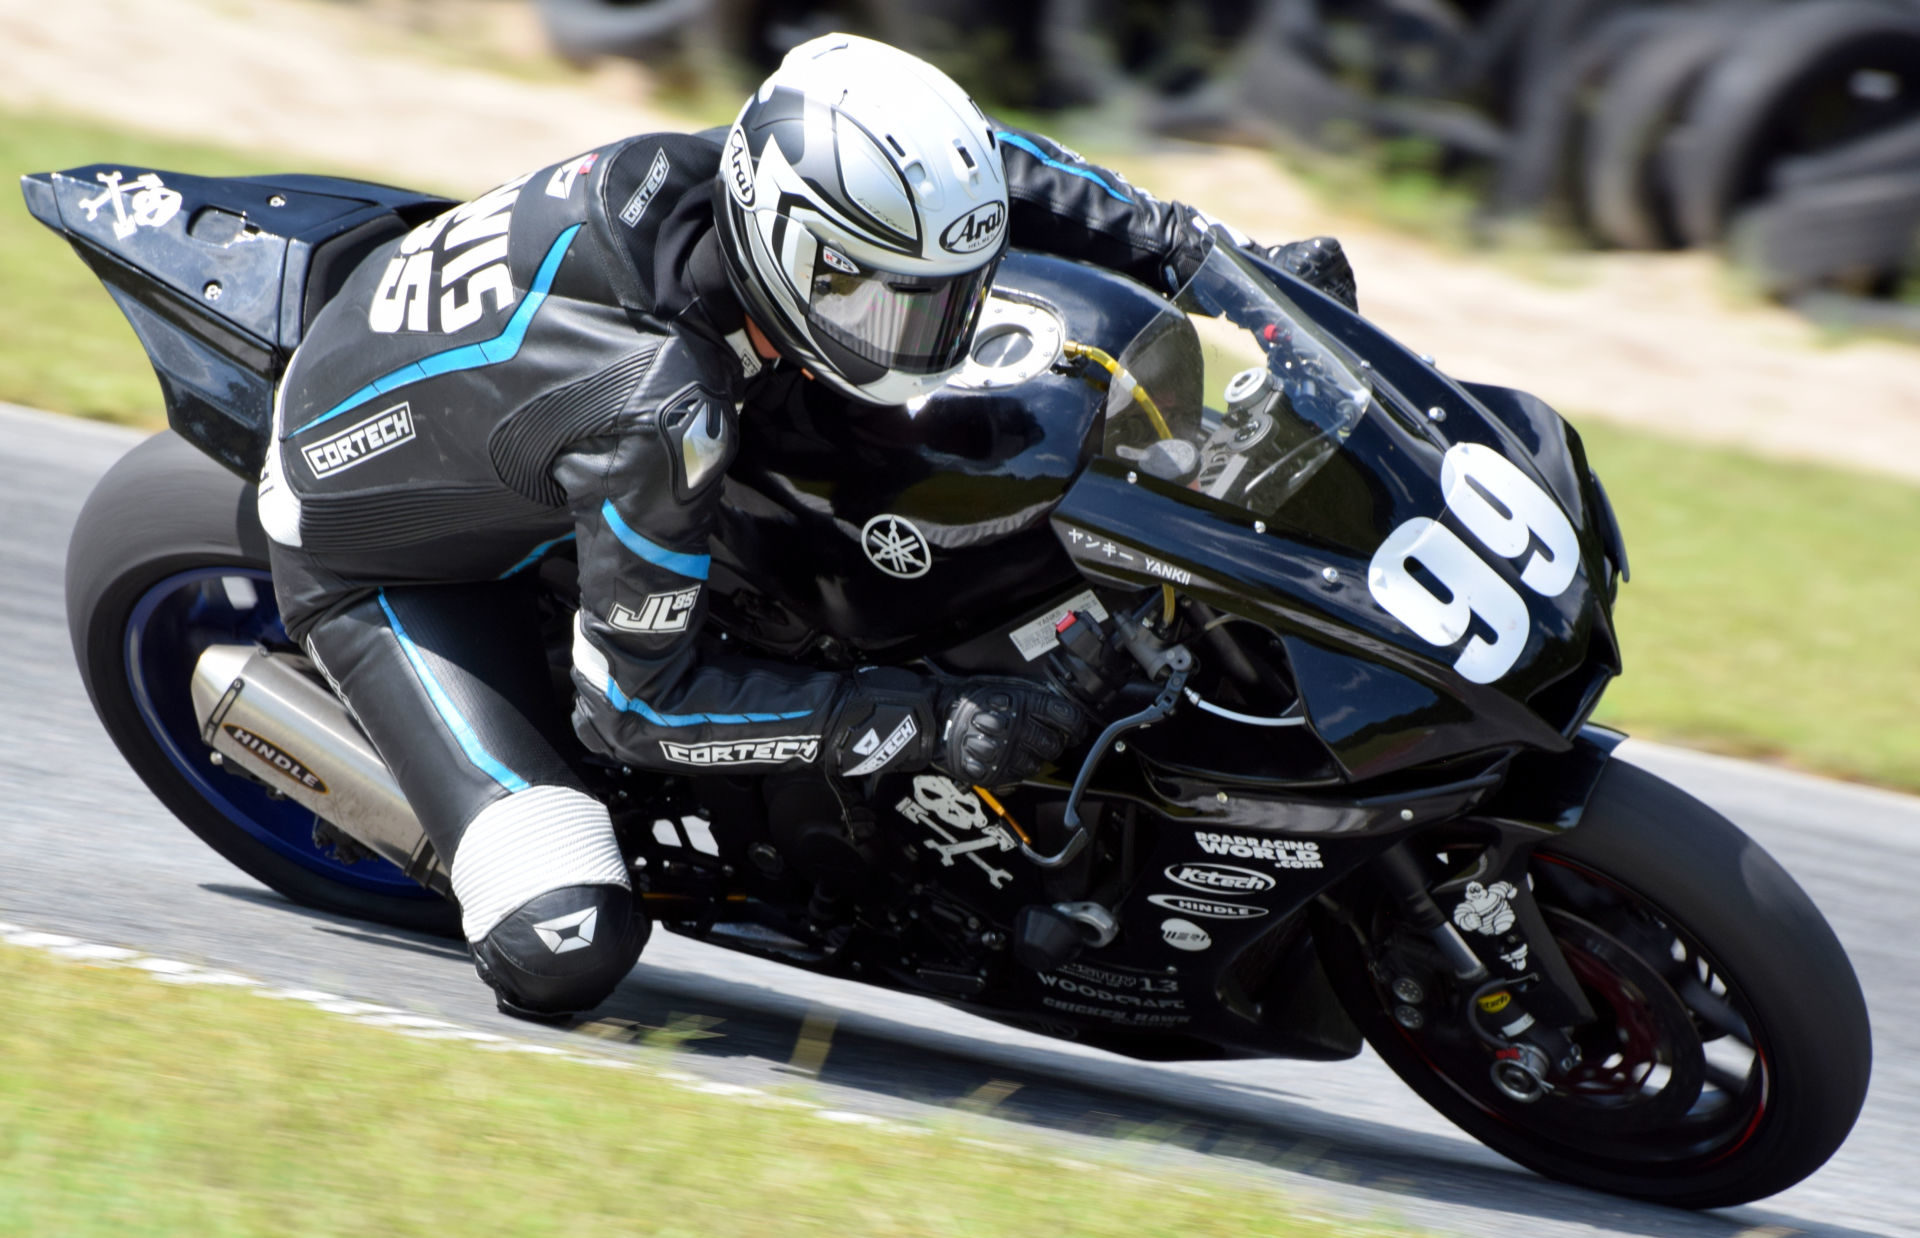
[255,33,1360,1019]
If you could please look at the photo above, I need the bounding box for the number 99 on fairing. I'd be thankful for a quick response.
[1367,443,1580,684]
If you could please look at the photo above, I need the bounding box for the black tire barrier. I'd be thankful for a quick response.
[1731,170,1920,297]
[1491,6,1678,218]
[1669,0,1920,246]
[1771,112,1920,194]
[1583,7,1758,250]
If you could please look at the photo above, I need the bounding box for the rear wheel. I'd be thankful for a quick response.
[1317,759,1870,1207]
[66,431,458,936]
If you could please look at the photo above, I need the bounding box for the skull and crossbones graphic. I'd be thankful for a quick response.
[77,171,184,241]
[895,774,1015,888]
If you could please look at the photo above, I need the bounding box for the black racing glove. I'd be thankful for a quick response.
[826,667,941,779]
[939,678,1089,790]
[1259,236,1358,311]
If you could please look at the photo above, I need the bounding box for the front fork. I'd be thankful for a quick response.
[1372,834,1595,1101]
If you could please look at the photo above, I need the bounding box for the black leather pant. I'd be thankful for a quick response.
[300,578,645,1016]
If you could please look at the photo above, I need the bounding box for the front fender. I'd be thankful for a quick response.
[1476,724,1629,833]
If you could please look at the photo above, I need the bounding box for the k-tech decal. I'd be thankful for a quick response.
[620,148,672,227]
[300,403,415,479]
[1146,893,1271,920]
[1367,442,1580,684]
[660,736,820,766]
[77,170,182,240]
[222,724,328,794]
[609,587,699,635]
[369,174,530,335]
[939,201,1006,254]
[1163,862,1276,896]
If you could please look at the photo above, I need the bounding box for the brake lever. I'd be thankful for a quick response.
[1025,649,1192,870]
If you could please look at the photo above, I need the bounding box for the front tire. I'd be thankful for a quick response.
[1318,759,1870,1208]
[66,430,458,936]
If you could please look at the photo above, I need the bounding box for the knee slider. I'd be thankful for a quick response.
[473,883,648,1017]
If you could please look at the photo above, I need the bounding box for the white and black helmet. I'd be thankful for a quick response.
[714,34,1010,406]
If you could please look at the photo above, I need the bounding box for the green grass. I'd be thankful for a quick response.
[0,944,1401,1238]
[1581,419,1920,790]
[0,110,397,427]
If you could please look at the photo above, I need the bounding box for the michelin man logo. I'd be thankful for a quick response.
[1451,881,1519,936]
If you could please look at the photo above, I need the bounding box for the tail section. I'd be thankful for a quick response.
[21,164,450,477]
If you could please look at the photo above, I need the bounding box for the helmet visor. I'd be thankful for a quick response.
[803,254,1000,376]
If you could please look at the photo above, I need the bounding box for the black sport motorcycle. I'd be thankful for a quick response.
[25,160,1870,1208]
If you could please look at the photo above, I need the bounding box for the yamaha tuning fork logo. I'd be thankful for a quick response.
[861,514,931,578]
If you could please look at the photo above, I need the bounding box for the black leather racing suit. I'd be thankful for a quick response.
[260,127,1311,1015]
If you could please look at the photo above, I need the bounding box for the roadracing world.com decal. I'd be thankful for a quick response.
[1193,831,1323,869]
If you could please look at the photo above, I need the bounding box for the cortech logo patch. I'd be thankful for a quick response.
[842,713,917,777]
[609,586,699,634]
[1193,831,1324,869]
[620,148,672,227]
[939,201,1006,254]
[1163,862,1276,896]
[222,724,329,794]
[661,736,820,767]
[301,403,415,478]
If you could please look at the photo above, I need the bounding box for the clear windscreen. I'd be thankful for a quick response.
[1099,242,1372,517]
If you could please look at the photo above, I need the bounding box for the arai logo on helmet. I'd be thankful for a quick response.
[940,201,1005,254]
[724,127,755,208]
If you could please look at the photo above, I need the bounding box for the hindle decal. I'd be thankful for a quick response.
[222,724,329,794]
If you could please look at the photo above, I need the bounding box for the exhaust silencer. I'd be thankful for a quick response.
[189,645,450,896]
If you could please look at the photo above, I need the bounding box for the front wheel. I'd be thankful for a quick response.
[1317,759,1871,1208]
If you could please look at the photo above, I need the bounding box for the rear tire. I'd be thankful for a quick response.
[1318,759,1870,1207]
[66,430,459,937]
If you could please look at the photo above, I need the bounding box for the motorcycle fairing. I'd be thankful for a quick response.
[23,164,450,477]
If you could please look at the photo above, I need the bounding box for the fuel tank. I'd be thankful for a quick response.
[710,252,1169,658]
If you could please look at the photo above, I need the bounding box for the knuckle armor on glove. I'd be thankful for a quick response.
[940,678,1088,789]
[1263,236,1359,312]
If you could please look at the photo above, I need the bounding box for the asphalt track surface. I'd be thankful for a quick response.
[2,403,1913,1238]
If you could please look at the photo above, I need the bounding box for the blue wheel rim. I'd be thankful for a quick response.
[124,567,432,898]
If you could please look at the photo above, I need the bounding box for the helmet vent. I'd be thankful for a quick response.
[954,141,976,170]
[885,134,906,157]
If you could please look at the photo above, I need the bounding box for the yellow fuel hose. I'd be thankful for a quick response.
[1063,341,1172,440]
